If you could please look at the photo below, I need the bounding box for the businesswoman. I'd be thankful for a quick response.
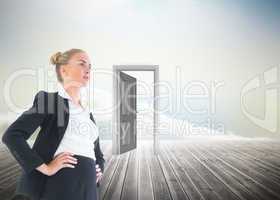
[2,48,105,200]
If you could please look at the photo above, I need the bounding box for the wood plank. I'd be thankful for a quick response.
[102,152,130,200]
[245,141,280,160]
[220,143,280,174]
[138,142,154,200]
[218,140,280,167]
[99,155,120,199]
[186,143,263,200]
[218,141,280,171]
[121,149,138,200]
[215,143,280,183]
[158,144,190,200]
[162,142,204,200]
[207,143,280,197]
[145,142,172,200]
[192,142,280,200]
[167,142,224,200]
[169,142,239,200]
[2,139,280,200]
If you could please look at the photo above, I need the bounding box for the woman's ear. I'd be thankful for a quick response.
[60,65,71,83]
[60,65,68,76]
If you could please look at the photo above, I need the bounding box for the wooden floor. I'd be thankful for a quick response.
[1,137,280,200]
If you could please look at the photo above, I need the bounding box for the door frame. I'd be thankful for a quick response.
[112,65,159,155]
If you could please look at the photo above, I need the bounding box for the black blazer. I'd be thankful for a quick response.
[1,90,105,200]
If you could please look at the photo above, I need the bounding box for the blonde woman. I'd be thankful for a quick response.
[2,49,105,200]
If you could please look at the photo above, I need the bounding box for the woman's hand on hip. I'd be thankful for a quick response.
[46,152,78,176]
[96,164,103,183]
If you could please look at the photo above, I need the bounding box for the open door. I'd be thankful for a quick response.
[118,71,137,154]
[113,65,159,155]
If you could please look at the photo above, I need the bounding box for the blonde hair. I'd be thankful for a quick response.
[50,48,85,82]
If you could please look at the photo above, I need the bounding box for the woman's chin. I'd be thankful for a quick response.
[82,80,89,86]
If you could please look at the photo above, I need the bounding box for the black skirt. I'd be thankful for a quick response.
[40,154,97,200]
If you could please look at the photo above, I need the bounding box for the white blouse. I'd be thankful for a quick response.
[53,83,99,160]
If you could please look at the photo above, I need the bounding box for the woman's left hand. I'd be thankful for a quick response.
[96,164,103,183]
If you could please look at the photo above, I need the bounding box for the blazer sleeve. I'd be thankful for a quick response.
[94,137,105,173]
[90,112,106,173]
[1,90,47,174]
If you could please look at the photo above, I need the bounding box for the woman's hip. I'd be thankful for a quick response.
[47,154,96,182]
[41,154,97,200]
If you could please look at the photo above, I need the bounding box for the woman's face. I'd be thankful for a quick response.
[61,52,91,87]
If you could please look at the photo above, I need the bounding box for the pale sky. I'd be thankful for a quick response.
[1,0,280,137]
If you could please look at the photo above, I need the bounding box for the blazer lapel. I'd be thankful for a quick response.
[89,112,96,124]
[56,93,70,144]
[55,93,96,151]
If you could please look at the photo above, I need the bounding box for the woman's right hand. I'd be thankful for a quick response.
[45,152,78,176]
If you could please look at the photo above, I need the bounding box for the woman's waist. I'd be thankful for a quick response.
[45,154,96,181]
[73,154,96,163]
[53,149,96,162]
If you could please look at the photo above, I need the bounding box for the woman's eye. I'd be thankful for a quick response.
[77,62,91,69]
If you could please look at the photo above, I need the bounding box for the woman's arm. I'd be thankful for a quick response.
[1,91,47,174]
[94,136,105,187]
[89,112,106,173]
[94,136,105,173]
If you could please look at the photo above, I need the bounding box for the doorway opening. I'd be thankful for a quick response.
[112,65,159,155]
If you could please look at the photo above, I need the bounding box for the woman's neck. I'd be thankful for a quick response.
[63,84,81,106]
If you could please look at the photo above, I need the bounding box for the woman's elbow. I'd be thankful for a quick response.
[1,127,15,147]
[2,130,10,145]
